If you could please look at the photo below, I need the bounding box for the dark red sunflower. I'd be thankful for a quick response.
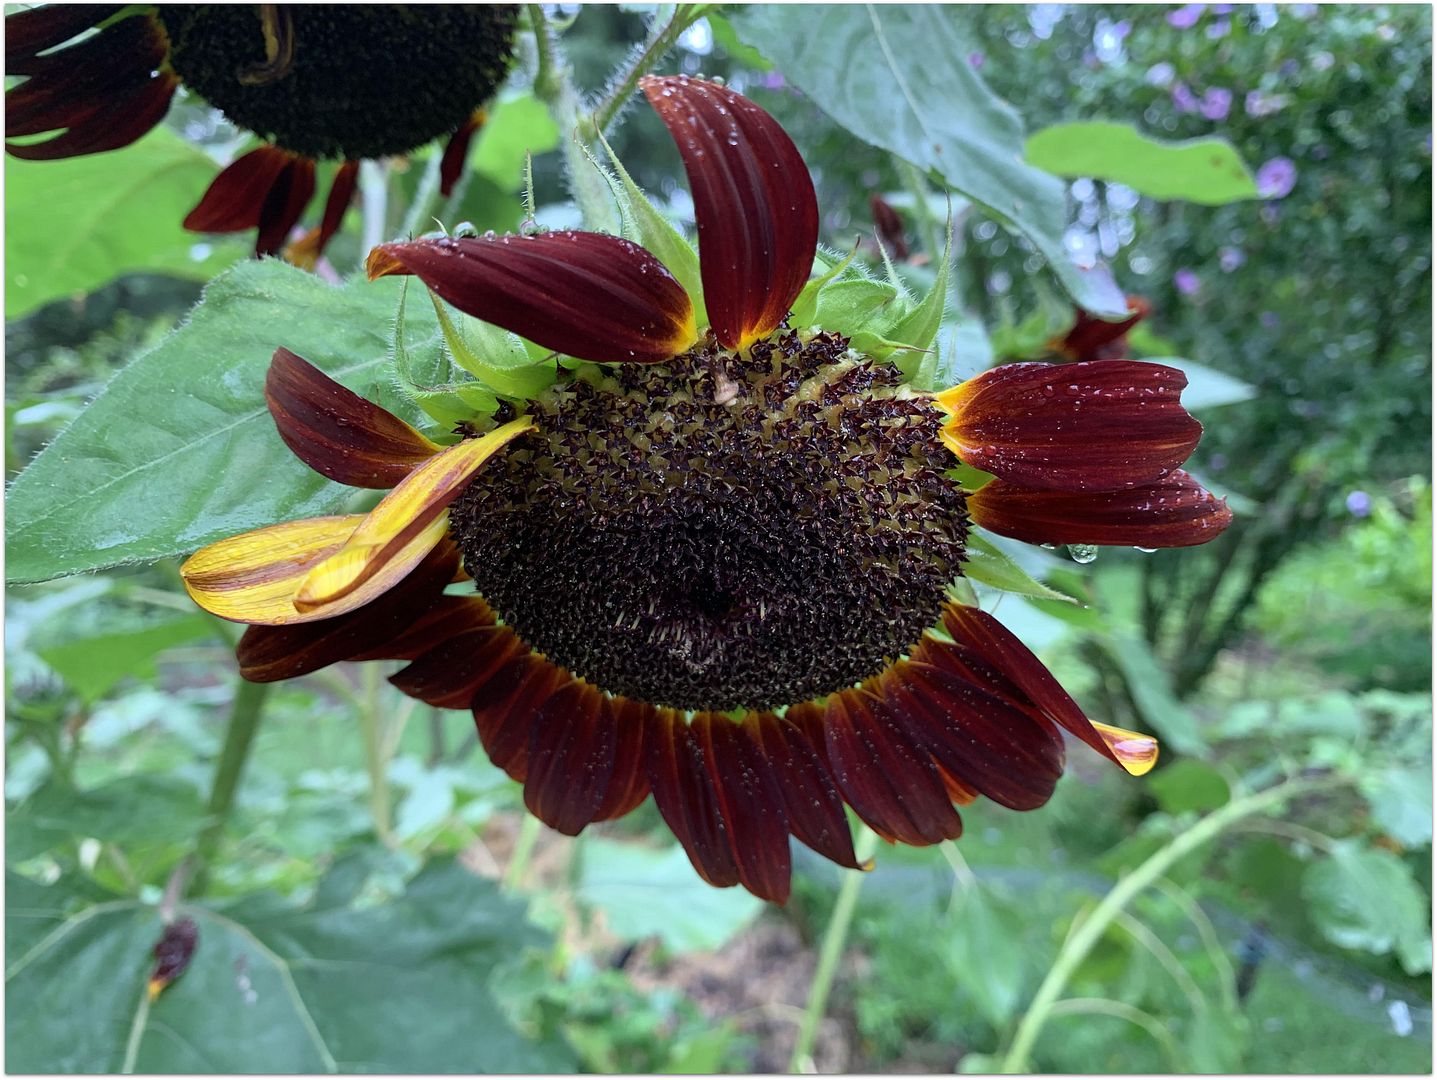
[181,76,1232,903]
[5,4,517,263]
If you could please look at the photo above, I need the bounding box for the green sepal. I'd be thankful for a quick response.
[812,279,901,338]
[962,533,1080,604]
[889,224,951,379]
[790,243,858,327]
[391,279,500,427]
[428,290,556,400]
[594,131,707,329]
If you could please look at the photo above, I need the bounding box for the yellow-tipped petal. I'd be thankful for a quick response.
[933,381,974,415]
[1092,721,1160,776]
[181,515,364,626]
[293,417,533,613]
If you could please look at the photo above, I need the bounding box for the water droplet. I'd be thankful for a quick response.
[1067,543,1099,564]
[1133,546,1158,554]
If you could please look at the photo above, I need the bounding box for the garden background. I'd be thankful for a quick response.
[5,4,1432,1073]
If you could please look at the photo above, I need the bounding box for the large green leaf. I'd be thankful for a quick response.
[1025,121,1258,206]
[1301,843,1431,975]
[729,4,1127,316]
[5,861,575,1072]
[37,614,215,704]
[1145,357,1258,410]
[5,261,441,584]
[5,127,243,320]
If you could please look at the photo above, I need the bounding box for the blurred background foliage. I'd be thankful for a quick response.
[5,3,1431,1074]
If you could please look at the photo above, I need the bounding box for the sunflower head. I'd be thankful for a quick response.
[182,74,1231,903]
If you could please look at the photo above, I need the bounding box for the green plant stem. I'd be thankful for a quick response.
[589,5,711,137]
[190,677,270,894]
[997,774,1349,1073]
[789,825,880,1073]
[359,665,395,847]
[899,159,944,260]
[503,813,544,890]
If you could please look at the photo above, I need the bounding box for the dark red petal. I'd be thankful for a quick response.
[472,653,566,781]
[351,595,493,662]
[940,604,1117,767]
[641,74,818,351]
[235,538,460,682]
[881,661,1064,812]
[6,5,123,67]
[940,360,1202,492]
[698,716,792,903]
[439,110,484,197]
[645,713,742,889]
[389,625,526,710]
[523,682,617,836]
[286,160,359,270]
[256,155,316,257]
[367,233,696,365]
[968,469,1233,548]
[824,688,963,846]
[265,347,439,489]
[748,713,862,870]
[593,696,654,821]
[1056,297,1149,363]
[183,146,293,232]
[6,70,174,159]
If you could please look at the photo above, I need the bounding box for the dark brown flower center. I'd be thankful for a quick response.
[449,330,970,712]
[158,5,517,160]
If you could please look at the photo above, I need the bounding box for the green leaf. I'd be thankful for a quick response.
[5,261,440,585]
[790,244,858,327]
[942,885,1028,1027]
[1147,760,1231,814]
[5,861,575,1073]
[471,93,562,189]
[8,776,206,864]
[1094,634,1207,756]
[1361,766,1433,848]
[962,533,1079,604]
[1025,121,1258,206]
[5,128,244,319]
[37,615,214,704]
[575,840,761,951]
[1144,357,1258,410]
[729,4,1127,316]
[1301,843,1431,975]
[709,12,773,70]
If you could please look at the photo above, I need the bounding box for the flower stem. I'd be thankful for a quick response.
[359,665,396,847]
[996,773,1350,1073]
[503,812,544,890]
[190,676,270,894]
[588,5,712,138]
[789,825,880,1073]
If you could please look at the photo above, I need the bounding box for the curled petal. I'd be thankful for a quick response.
[938,604,1158,776]
[937,361,1202,492]
[642,74,818,351]
[367,233,697,365]
[256,154,316,258]
[293,417,533,613]
[968,470,1233,548]
[265,347,439,488]
[1092,722,1159,777]
[235,538,461,682]
[6,69,175,159]
[6,5,124,67]
[182,515,361,625]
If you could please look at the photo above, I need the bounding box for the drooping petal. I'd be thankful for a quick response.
[285,160,360,270]
[748,712,863,870]
[472,653,567,782]
[439,109,486,197]
[644,712,741,890]
[181,515,361,625]
[593,697,655,822]
[367,233,696,365]
[523,681,618,836]
[235,538,461,682]
[353,595,494,661]
[1053,297,1149,363]
[183,146,294,232]
[968,470,1233,548]
[936,361,1202,492]
[881,661,1064,811]
[6,5,124,67]
[293,417,533,613]
[824,687,964,846]
[641,74,818,351]
[938,604,1158,776]
[6,69,175,159]
[390,624,527,710]
[265,347,439,488]
[255,154,317,257]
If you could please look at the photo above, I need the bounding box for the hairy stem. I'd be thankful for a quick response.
[790,826,881,1073]
[589,5,711,137]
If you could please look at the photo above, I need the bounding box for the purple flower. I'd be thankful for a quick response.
[1219,246,1246,272]
[968,51,986,70]
[1172,81,1200,114]
[1167,4,1206,28]
[1256,156,1298,198]
[1174,268,1201,295]
[1206,17,1231,38]
[1200,87,1233,121]
[1259,311,1280,329]
[1146,62,1177,87]
[762,71,786,91]
[1245,91,1290,118]
[1346,491,1372,517]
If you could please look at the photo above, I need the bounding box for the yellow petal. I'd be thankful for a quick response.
[933,381,975,415]
[293,417,533,613]
[181,515,364,626]
[1092,721,1160,777]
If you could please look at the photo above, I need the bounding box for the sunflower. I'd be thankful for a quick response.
[5,4,517,263]
[181,75,1232,903]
